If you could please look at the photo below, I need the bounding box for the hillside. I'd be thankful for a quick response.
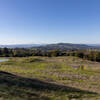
[34,43,94,51]
[0,43,97,50]
[0,44,45,48]
[0,56,100,100]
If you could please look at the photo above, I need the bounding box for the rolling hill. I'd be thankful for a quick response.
[33,43,94,51]
[0,43,98,50]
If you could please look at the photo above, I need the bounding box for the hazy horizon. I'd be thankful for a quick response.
[0,42,100,45]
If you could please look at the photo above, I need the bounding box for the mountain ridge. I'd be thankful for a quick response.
[0,43,99,50]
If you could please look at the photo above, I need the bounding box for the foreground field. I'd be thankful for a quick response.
[0,56,100,100]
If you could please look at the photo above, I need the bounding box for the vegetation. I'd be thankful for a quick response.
[0,46,100,99]
[1,48,100,62]
[0,56,100,99]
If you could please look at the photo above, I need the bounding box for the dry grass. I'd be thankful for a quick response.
[0,56,100,100]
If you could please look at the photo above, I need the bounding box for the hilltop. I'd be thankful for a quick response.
[33,43,94,51]
[0,43,94,50]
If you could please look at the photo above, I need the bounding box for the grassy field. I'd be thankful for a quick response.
[0,56,100,100]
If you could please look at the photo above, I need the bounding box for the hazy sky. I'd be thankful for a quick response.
[0,0,100,44]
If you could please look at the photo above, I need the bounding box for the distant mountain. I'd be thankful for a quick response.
[87,44,100,47]
[33,43,94,51]
[0,44,45,48]
[0,43,98,50]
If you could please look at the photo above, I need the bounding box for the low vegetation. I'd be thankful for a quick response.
[0,56,100,100]
[1,47,100,62]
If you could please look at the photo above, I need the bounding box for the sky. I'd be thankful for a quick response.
[0,0,100,44]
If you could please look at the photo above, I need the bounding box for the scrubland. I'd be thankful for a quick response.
[0,56,100,100]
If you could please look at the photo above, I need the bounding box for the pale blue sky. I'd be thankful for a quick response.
[0,0,100,44]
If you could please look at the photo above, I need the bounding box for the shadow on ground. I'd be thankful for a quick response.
[0,71,98,100]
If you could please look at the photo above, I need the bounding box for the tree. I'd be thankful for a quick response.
[2,48,9,57]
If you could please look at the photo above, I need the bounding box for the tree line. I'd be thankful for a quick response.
[0,48,65,57]
[0,48,100,62]
[66,50,100,62]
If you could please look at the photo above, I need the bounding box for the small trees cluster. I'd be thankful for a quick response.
[0,48,33,57]
[66,50,100,62]
[0,48,65,57]
[0,47,100,62]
